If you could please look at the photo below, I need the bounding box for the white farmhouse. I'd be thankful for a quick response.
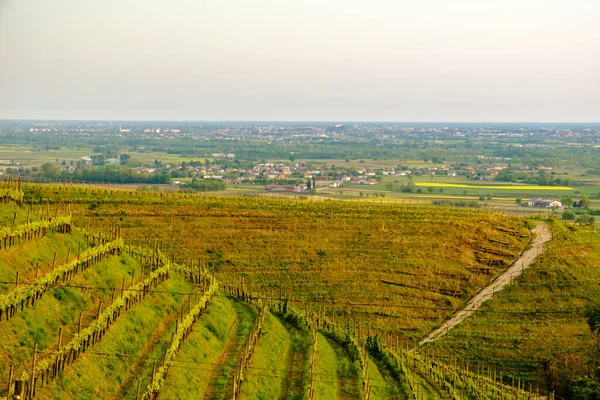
[527,198,562,208]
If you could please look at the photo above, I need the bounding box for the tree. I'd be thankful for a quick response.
[562,210,576,221]
[91,155,105,166]
[40,163,61,180]
[120,154,131,165]
[515,198,522,204]
[575,307,600,397]
[586,307,600,334]
[562,197,574,207]
[581,194,590,209]
[576,214,595,226]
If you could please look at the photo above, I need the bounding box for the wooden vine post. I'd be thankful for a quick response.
[29,342,38,398]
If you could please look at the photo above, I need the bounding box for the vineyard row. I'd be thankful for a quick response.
[0,238,124,321]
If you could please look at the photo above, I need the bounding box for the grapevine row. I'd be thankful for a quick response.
[351,334,372,400]
[307,325,317,400]
[0,238,123,321]
[0,215,72,249]
[15,259,172,399]
[405,348,547,399]
[232,301,266,399]
[221,279,546,399]
[22,182,527,221]
[142,274,218,399]
[0,177,24,206]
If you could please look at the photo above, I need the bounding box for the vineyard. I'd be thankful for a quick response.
[429,220,600,397]
[0,180,597,398]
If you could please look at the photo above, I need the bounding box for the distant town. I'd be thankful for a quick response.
[0,120,599,225]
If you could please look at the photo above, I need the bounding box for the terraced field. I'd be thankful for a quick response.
[55,188,531,343]
[0,181,596,399]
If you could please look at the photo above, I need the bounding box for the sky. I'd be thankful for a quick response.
[0,0,598,122]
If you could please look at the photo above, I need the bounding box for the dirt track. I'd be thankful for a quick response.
[418,221,552,347]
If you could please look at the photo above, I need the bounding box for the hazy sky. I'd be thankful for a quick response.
[0,0,598,122]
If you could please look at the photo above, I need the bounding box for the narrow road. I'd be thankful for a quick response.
[418,221,552,346]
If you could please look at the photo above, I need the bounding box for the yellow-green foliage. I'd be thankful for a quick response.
[432,220,600,394]
[0,178,24,205]
[0,215,72,242]
[21,249,170,382]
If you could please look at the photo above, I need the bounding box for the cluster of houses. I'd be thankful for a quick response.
[329,177,379,188]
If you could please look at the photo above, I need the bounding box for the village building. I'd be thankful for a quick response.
[527,198,562,208]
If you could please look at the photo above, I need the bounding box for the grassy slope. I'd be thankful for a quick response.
[38,276,193,400]
[0,229,86,292]
[277,314,311,400]
[208,301,257,400]
[368,356,391,400]
[313,332,340,399]
[240,312,291,400]
[432,220,600,396]
[320,333,362,400]
[3,187,559,398]
[0,253,141,372]
[367,353,410,400]
[0,203,46,227]
[157,296,238,400]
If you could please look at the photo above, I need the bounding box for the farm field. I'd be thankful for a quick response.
[0,146,91,167]
[0,180,599,398]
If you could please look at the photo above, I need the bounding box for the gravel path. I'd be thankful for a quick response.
[418,221,552,347]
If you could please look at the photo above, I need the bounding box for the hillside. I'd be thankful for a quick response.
[2,181,595,399]
[428,220,600,397]
[40,185,532,342]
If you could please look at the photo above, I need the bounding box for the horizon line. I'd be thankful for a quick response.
[1,118,600,125]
